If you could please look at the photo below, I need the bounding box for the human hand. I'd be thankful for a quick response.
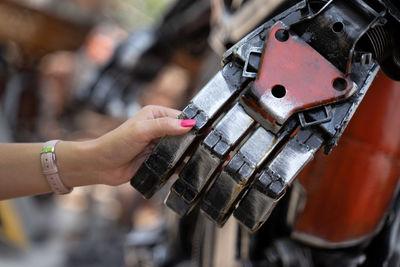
[62,105,195,187]
[96,105,196,186]
[0,105,195,200]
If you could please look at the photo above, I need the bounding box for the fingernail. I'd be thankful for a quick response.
[181,119,196,127]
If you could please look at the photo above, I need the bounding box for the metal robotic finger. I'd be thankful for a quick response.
[234,129,324,232]
[200,120,296,226]
[166,103,256,216]
[131,63,248,198]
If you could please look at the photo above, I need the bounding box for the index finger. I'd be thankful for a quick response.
[141,105,182,120]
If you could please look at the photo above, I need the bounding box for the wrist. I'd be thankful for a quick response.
[56,139,102,188]
[41,140,72,194]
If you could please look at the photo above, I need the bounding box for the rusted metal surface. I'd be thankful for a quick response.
[242,22,356,133]
[292,72,400,247]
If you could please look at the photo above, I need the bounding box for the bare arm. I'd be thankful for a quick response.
[0,105,195,200]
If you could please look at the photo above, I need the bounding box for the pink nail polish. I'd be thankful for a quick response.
[181,119,196,127]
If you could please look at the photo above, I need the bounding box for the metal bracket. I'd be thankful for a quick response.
[298,106,332,128]
[242,46,263,78]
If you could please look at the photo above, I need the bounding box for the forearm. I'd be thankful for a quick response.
[0,106,194,200]
[0,141,100,200]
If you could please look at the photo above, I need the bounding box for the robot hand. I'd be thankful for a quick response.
[131,0,400,232]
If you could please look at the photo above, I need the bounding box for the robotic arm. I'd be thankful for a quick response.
[131,0,400,233]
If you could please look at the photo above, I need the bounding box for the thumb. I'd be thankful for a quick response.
[138,118,196,141]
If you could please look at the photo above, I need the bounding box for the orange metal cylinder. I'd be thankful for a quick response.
[292,72,400,247]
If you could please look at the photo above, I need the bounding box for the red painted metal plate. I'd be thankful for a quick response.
[246,22,355,130]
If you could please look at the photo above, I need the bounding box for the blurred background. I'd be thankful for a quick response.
[0,0,291,266]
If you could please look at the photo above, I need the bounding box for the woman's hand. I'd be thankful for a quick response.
[85,105,195,186]
[0,105,194,200]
